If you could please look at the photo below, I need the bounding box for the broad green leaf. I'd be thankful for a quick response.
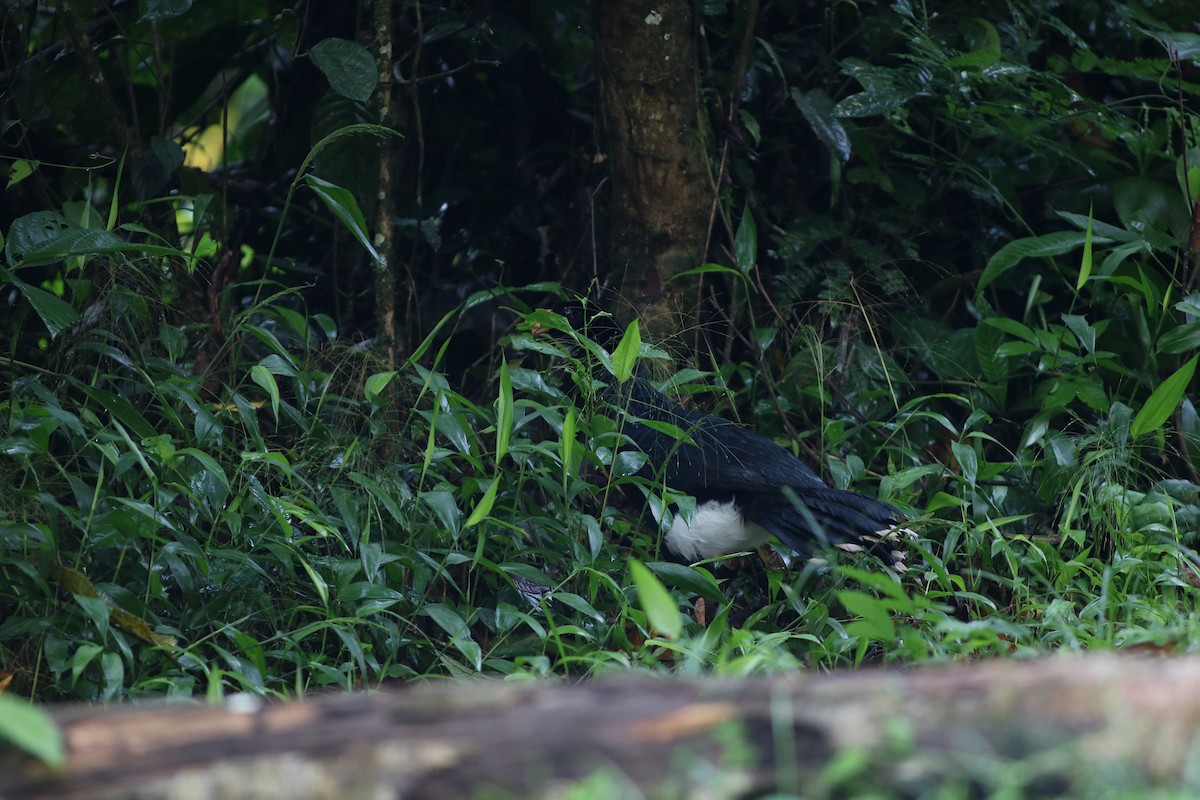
[1061,314,1095,353]
[421,603,469,638]
[972,323,1008,383]
[272,9,300,51]
[14,228,179,267]
[979,316,1038,344]
[7,159,37,189]
[834,87,917,118]
[738,109,761,146]
[1157,322,1200,355]
[139,0,193,22]
[305,174,381,264]
[0,268,79,336]
[791,87,850,163]
[978,231,1089,295]
[646,561,725,603]
[560,405,577,490]
[1054,210,1138,242]
[755,36,787,83]
[495,360,512,461]
[420,489,461,535]
[1076,207,1094,290]
[673,262,743,280]
[611,319,641,384]
[464,478,499,528]
[553,591,605,622]
[950,440,978,489]
[837,589,895,642]
[5,211,69,261]
[1112,176,1171,233]
[611,450,648,478]
[629,558,682,639]
[250,365,281,422]
[1185,166,1200,204]
[1131,354,1199,438]
[297,555,330,606]
[257,354,298,378]
[309,37,378,102]
[0,697,65,767]
[364,371,397,402]
[926,491,968,512]
[77,385,157,440]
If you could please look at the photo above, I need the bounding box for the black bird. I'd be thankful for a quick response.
[549,303,912,568]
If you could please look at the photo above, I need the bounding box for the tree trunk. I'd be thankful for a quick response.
[593,0,711,335]
[373,0,401,368]
[5,655,1200,800]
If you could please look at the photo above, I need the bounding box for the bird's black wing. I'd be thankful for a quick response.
[560,303,907,561]
[607,374,907,560]
[737,485,905,562]
[607,374,828,494]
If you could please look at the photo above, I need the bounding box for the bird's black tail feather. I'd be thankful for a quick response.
[750,487,914,569]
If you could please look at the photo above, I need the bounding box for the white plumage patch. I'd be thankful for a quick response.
[665,500,771,562]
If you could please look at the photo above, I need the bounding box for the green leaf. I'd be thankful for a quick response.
[1131,354,1199,439]
[560,405,578,491]
[1076,206,1094,290]
[1112,176,1171,233]
[364,371,397,402]
[611,319,641,384]
[495,360,513,461]
[629,558,682,639]
[139,0,193,22]
[673,262,743,280]
[420,490,462,536]
[305,174,381,265]
[0,696,65,767]
[1061,314,1095,354]
[791,87,850,163]
[1185,166,1200,204]
[250,365,281,422]
[950,440,978,489]
[834,87,918,118]
[972,322,1008,383]
[978,231,1089,295]
[464,478,499,528]
[611,450,648,478]
[645,561,725,603]
[13,228,178,267]
[421,603,469,638]
[553,591,605,622]
[0,268,79,336]
[738,109,761,146]
[734,203,757,272]
[77,385,157,440]
[1159,322,1200,355]
[297,555,330,606]
[5,211,68,261]
[6,159,37,190]
[309,37,378,102]
[980,316,1038,344]
[837,589,896,643]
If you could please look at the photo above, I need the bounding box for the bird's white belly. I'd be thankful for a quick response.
[664,499,770,562]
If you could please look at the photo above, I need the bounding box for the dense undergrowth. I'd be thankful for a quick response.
[1,0,1200,739]
[4,260,1200,702]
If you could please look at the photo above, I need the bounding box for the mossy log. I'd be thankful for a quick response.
[4,654,1200,799]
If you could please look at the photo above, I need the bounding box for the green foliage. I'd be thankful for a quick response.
[2,0,1200,733]
[0,696,64,767]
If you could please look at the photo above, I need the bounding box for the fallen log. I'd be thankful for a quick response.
[3,654,1200,799]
